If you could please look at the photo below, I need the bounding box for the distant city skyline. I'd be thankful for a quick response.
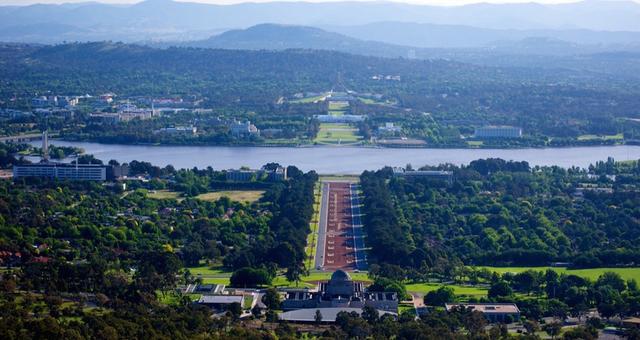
[3,0,639,6]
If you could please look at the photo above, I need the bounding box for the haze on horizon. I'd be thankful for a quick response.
[4,0,639,6]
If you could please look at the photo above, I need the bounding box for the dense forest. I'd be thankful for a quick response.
[1,42,640,141]
[361,158,640,269]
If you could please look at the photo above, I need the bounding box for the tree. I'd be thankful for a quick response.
[229,267,272,287]
[262,287,281,310]
[424,286,455,306]
[226,302,242,320]
[546,299,569,321]
[488,281,513,299]
[314,309,323,325]
[285,263,308,287]
[596,272,626,292]
[523,320,540,335]
[361,306,379,324]
[464,311,488,336]
[543,321,562,340]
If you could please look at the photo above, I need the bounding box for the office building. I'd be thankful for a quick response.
[474,126,522,139]
[445,303,520,323]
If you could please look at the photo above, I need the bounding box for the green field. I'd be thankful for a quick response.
[405,283,488,296]
[147,190,182,200]
[328,101,349,111]
[195,190,264,203]
[189,265,372,288]
[577,133,624,141]
[314,123,362,144]
[305,183,321,269]
[289,94,327,104]
[148,190,263,203]
[478,266,640,282]
[466,140,484,147]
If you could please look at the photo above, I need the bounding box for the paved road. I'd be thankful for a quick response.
[350,183,368,270]
[314,180,368,271]
[313,182,329,270]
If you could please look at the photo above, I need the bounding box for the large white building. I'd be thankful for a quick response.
[474,126,522,139]
[13,163,108,181]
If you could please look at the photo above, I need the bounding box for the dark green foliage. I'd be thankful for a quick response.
[229,267,273,287]
[361,159,640,269]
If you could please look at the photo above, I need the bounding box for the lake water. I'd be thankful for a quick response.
[35,141,640,174]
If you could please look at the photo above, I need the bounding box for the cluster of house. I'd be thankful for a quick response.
[370,75,401,81]
[31,95,80,108]
[154,126,198,135]
[90,102,157,124]
[202,117,262,138]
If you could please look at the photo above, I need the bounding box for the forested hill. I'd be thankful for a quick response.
[186,23,415,59]
[0,42,472,105]
[2,41,640,139]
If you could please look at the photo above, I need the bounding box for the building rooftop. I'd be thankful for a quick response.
[198,295,244,304]
[279,307,397,323]
[331,269,352,282]
[445,303,520,314]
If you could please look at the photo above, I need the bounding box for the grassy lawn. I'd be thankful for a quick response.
[577,133,624,141]
[358,97,377,104]
[328,110,346,116]
[478,266,640,282]
[405,283,488,296]
[195,190,264,203]
[314,123,362,144]
[147,190,182,200]
[188,265,231,277]
[243,295,254,309]
[194,267,372,287]
[328,101,349,111]
[289,94,327,104]
[305,183,321,269]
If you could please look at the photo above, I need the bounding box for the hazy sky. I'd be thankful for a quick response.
[3,0,636,6]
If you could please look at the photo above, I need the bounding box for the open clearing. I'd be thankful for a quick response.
[195,190,264,203]
[328,101,349,111]
[289,94,327,104]
[405,283,488,297]
[148,190,182,200]
[479,266,640,281]
[148,189,264,203]
[189,265,371,288]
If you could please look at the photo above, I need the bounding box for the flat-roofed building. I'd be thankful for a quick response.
[315,114,365,123]
[197,295,244,312]
[474,126,522,139]
[445,303,520,323]
[279,307,397,323]
[281,270,398,314]
[13,163,108,181]
[225,166,287,182]
[392,168,453,183]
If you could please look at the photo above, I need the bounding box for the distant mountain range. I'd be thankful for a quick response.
[185,24,415,59]
[1,0,640,45]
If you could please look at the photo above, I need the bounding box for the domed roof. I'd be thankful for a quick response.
[330,269,352,282]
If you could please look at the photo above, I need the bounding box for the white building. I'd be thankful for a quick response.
[230,120,260,137]
[474,126,522,139]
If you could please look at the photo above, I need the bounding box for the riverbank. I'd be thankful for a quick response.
[29,140,640,174]
[58,136,631,150]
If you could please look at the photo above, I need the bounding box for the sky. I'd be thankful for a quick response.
[2,0,633,6]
